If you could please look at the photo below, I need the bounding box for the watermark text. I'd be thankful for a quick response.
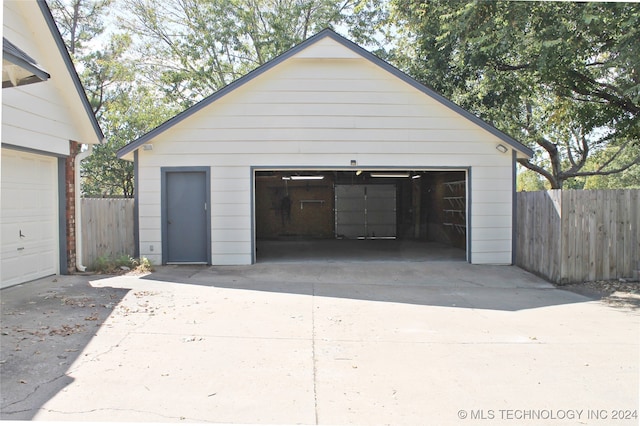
[457,408,637,422]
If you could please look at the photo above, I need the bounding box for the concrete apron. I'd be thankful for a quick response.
[1,262,638,425]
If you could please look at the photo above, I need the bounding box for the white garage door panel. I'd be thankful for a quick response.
[1,149,59,288]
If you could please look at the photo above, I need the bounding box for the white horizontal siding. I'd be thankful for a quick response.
[212,190,251,205]
[472,178,513,192]
[141,153,502,168]
[2,1,100,150]
[140,216,161,230]
[3,101,77,138]
[172,115,480,131]
[473,227,512,241]
[211,203,251,217]
[472,240,513,252]
[472,252,512,265]
[202,102,453,118]
[472,203,512,216]
[211,242,251,255]
[214,216,251,229]
[145,254,162,266]
[1,124,69,155]
[2,90,74,155]
[138,229,160,244]
[473,166,513,179]
[153,130,496,145]
[292,37,362,59]
[136,41,517,265]
[472,215,511,228]
[137,164,161,263]
[472,189,513,204]
[211,254,252,265]
[212,178,251,192]
[213,229,251,242]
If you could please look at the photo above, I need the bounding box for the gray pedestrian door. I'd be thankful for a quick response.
[163,170,209,264]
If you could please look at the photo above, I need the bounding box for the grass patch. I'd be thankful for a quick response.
[91,255,153,274]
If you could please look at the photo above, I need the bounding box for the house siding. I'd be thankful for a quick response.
[2,0,103,286]
[136,46,515,266]
[2,1,93,155]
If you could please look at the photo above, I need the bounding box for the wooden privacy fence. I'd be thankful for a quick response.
[81,198,135,268]
[516,190,640,284]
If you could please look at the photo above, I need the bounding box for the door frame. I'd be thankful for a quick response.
[161,166,211,265]
[251,166,471,264]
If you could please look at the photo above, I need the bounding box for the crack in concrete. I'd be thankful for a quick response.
[66,330,130,374]
[1,373,67,411]
[40,406,210,422]
[66,291,172,373]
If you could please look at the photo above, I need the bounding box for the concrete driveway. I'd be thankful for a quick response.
[1,261,638,425]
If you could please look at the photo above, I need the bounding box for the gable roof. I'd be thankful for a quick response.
[117,29,533,159]
[3,37,51,87]
[35,0,104,144]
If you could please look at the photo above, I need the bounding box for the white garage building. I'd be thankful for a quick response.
[117,29,533,266]
[1,0,103,288]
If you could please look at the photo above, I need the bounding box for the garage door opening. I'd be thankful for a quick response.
[254,170,467,262]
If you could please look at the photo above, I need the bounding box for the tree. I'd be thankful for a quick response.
[50,0,144,196]
[50,0,388,196]
[583,145,640,189]
[48,0,111,56]
[517,168,548,192]
[118,0,387,109]
[390,0,639,189]
[81,86,178,197]
[50,0,136,118]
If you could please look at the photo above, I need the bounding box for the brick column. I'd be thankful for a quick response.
[65,141,82,273]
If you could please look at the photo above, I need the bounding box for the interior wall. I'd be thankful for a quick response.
[255,170,467,250]
[255,173,335,239]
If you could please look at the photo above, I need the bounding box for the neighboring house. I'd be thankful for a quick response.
[1,0,103,288]
[117,29,533,266]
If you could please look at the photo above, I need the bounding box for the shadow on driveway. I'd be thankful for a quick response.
[139,261,596,312]
[1,262,636,423]
[0,275,129,420]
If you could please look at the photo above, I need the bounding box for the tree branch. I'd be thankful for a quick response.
[595,140,632,172]
[571,158,640,178]
[517,158,560,189]
[568,69,639,115]
[494,62,531,72]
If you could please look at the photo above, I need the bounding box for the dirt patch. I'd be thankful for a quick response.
[559,280,640,311]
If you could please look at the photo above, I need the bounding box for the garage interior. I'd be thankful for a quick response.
[254,170,467,262]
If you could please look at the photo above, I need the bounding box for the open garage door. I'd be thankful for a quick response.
[254,170,467,262]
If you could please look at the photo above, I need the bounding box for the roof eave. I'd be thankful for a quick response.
[321,32,534,158]
[3,38,51,87]
[117,30,338,159]
[36,0,104,144]
[117,29,533,159]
